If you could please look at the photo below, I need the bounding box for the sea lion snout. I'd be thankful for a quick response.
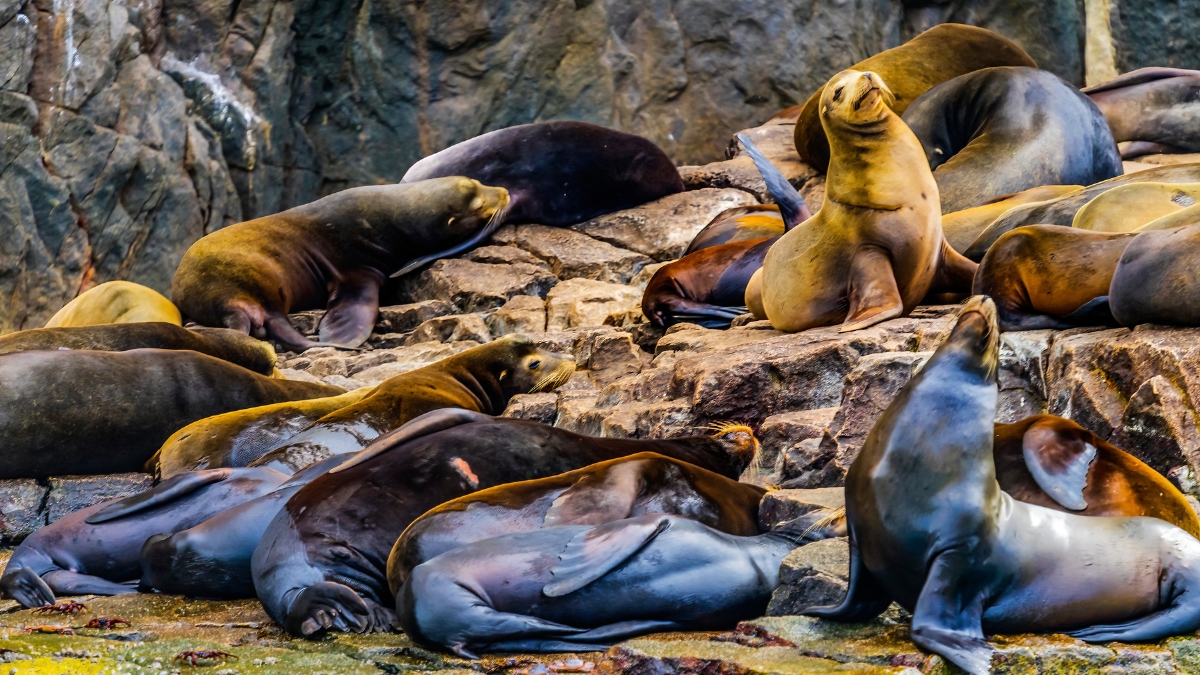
[947,295,999,379]
[823,70,894,122]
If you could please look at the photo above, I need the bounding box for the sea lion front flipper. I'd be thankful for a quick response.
[1021,419,1097,511]
[328,409,495,474]
[736,133,811,229]
[287,581,371,637]
[802,534,891,621]
[85,469,234,524]
[0,567,57,608]
[928,242,979,294]
[486,620,685,652]
[318,270,383,349]
[543,515,671,597]
[909,552,993,675]
[840,246,904,332]
[543,461,646,527]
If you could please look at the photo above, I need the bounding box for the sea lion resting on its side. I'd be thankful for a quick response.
[45,281,181,328]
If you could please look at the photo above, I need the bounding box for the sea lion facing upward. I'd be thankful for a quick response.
[760,70,976,333]
[172,177,510,351]
[0,467,286,608]
[941,185,1082,254]
[251,410,760,637]
[1084,68,1200,157]
[1072,182,1200,232]
[247,335,575,474]
[0,323,278,375]
[805,297,1200,675]
[1109,222,1200,327]
[45,281,181,328]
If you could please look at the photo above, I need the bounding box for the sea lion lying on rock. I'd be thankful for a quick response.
[45,281,181,328]
[1083,68,1200,158]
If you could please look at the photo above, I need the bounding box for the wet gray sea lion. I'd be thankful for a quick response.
[1083,68,1200,158]
[1109,222,1200,327]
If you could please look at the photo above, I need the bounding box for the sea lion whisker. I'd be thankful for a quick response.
[799,505,846,541]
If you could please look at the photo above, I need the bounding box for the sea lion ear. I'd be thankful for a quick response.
[543,460,646,527]
[1021,419,1097,511]
[543,515,671,598]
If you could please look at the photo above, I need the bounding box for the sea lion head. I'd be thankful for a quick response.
[707,422,761,475]
[820,69,895,127]
[487,334,577,398]
[434,176,512,241]
[936,295,1000,383]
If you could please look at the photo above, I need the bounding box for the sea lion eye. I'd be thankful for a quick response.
[833,86,844,101]
[528,360,541,370]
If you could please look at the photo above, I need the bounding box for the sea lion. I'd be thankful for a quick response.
[0,323,278,375]
[901,67,1121,213]
[150,388,372,479]
[963,163,1200,259]
[172,177,511,351]
[401,122,682,232]
[1083,68,1200,157]
[804,297,1200,675]
[683,205,784,254]
[45,280,181,328]
[972,225,1134,330]
[794,24,1036,172]
[0,467,287,608]
[398,513,823,657]
[388,452,768,593]
[1072,182,1200,232]
[245,335,575,474]
[942,185,1082,254]
[0,349,344,478]
[760,70,976,333]
[1109,222,1200,327]
[250,410,760,637]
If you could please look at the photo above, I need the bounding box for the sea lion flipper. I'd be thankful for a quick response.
[909,553,993,675]
[327,409,495,474]
[318,271,383,348]
[0,567,57,608]
[85,468,234,524]
[1021,420,1098,511]
[736,133,811,229]
[543,515,671,598]
[543,461,645,527]
[929,243,979,294]
[840,246,904,332]
[802,535,891,621]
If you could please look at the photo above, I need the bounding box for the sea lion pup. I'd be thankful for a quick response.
[1109,222,1200,327]
[0,323,278,375]
[804,297,1200,674]
[964,163,1200,259]
[45,280,181,328]
[387,452,769,592]
[150,388,372,479]
[244,335,575,473]
[901,67,1121,213]
[250,410,760,637]
[172,177,511,351]
[0,349,343,479]
[1072,182,1200,232]
[941,185,1082,254]
[399,512,828,658]
[1083,68,1200,158]
[760,70,976,333]
[401,121,682,232]
[794,24,1036,172]
[972,225,1135,330]
[0,467,286,608]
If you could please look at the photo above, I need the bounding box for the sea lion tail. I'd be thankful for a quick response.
[390,198,512,279]
[85,469,234,524]
[736,133,811,229]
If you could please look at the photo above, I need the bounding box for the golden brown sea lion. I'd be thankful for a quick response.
[172,177,510,351]
[45,281,181,328]
[941,185,1082,254]
[1072,182,1200,232]
[760,70,976,333]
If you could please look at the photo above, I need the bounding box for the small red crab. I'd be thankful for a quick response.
[84,616,131,629]
[33,601,89,615]
[22,624,75,635]
[173,650,238,666]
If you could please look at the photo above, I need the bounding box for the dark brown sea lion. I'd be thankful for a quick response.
[45,280,181,327]
[683,205,784,254]
[805,297,1200,674]
[245,335,575,474]
[1083,68,1200,158]
[250,410,760,637]
[0,349,344,478]
[388,452,768,593]
[794,24,1036,172]
[172,177,511,351]
[642,238,773,328]
[0,323,279,375]
[972,225,1134,330]
[901,67,1121,213]
[761,70,976,332]
[0,467,287,608]
[1109,222,1200,327]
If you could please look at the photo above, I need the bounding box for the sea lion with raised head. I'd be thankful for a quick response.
[804,296,1200,675]
[0,467,287,608]
[45,281,181,328]
[1109,222,1200,327]
[1084,68,1200,158]
[1072,182,1200,232]
[761,70,976,333]
[251,410,760,637]
[0,349,344,478]
[172,177,510,351]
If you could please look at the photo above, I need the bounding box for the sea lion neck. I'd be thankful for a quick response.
[825,115,937,211]
[432,347,513,414]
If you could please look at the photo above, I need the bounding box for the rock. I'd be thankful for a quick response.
[766,537,850,617]
[492,224,652,284]
[569,188,759,262]
[545,278,643,332]
[487,295,547,336]
[602,636,917,675]
[0,479,48,542]
[501,393,559,425]
[404,314,491,346]
[758,488,845,532]
[753,408,839,487]
[1107,0,1200,74]
[45,473,154,524]
[399,259,558,313]
[464,245,550,270]
[375,301,458,334]
[628,262,668,291]
[1109,375,1200,476]
[343,341,483,386]
[998,330,1053,423]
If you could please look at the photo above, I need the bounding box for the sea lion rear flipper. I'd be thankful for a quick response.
[802,535,891,621]
[543,515,671,597]
[1062,296,1117,327]
[264,314,323,353]
[40,570,139,598]
[736,133,811,229]
[328,409,495,474]
[485,620,684,652]
[543,461,646,527]
[1068,600,1200,642]
[840,246,904,332]
[318,271,383,349]
[909,552,993,675]
[287,581,371,637]
[1021,419,1098,511]
[85,469,234,524]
